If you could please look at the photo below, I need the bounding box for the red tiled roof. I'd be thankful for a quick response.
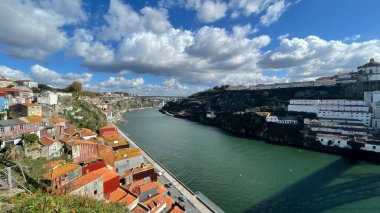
[119,193,138,206]
[92,167,119,182]
[43,164,80,180]
[64,172,102,193]
[50,117,66,124]
[40,137,58,147]
[0,88,19,92]
[108,187,128,203]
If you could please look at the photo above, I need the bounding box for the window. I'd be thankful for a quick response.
[373,146,376,150]
[20,125,24,130]
[0,128,4,133]
[11,127,14,131]
[94,190,97,195]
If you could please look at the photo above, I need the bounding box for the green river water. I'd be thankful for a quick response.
[119,109,380,213]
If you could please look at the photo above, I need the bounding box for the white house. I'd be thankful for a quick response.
[357,58,380,81]
[37,91,58,105]
[40,137,63,159]
[266,115,298,124]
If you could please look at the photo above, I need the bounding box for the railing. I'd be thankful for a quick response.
[0,166,32,194]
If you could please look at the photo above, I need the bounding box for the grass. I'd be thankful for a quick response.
[4,191,128,213]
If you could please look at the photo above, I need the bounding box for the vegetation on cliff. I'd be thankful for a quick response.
[161,84,356,147]
[59,98,107,131]
[2,192,127,213]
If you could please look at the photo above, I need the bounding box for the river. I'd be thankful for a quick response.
[118,109,380,213]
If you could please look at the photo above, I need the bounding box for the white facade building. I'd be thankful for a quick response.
[37,91,58,105]
[266,115,298,124]
[317,111,372,126]
[357,58,380,81]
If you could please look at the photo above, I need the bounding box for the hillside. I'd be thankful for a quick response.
[161,84,359,148]
[59,97,107,131]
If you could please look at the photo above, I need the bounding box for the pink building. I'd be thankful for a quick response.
[72,140,99,163]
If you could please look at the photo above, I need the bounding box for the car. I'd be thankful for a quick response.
[157,171,163,176]
[165,182,173,188]
[178,196,186,202]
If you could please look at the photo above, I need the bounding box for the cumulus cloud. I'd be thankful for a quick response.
[84,77,200,96]
[0,66,29,80]
[259,0,288,26]
[71,29,115,65]
[0,0,85,60]
[259,35,380,81]
[30,64,92,87]
[186,0,228,22]
[99,0,172,41]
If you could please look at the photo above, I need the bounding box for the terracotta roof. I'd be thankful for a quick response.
[60,136,80,144]
[80,128,97,137]
[133,204,150,213]
[23,115,43,123]
[42,160,66,169]
[119,193,138,206]
[0,88,19,92]
[99,151,115,166]
[72,139,96,146]
[102,131,121,141]
[140,182,157,194]
[142,193,166,211]
[40,137,59,147]
[108,187,128,203]
[43,164,80,180]
[64,172,102,193]
[157,186,167,195]
[92,167,119,182]
[115,148,142,161]
[107,139,128,147]
[128,179,146,191]
[100,125,117,132]
[169,205,185,213]
[50,117,66,124]
[133,164,154,174]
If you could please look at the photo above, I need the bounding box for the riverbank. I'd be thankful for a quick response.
[159,109,380,164]
[120,109,380,213]
[115,125,220,213]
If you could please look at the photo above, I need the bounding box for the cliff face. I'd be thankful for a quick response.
[59,97,107,131]
[161,85,358,151]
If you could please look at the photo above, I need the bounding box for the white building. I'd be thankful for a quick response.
[266,115,298,124]
[15,80,38,88]
[357,58,380,81]
[317,111,372,126]
[37,91,58,105]
[316,133,352,149]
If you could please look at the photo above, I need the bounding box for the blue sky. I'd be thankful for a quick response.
[0,0,380,95]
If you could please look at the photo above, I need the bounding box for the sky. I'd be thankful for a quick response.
[0,0,380,96]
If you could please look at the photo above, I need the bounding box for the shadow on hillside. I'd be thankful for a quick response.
[244,158,380,213]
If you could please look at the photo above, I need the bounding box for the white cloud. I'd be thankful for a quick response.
[30,64,92,87]
[218,72,287,85]
[0,66,29,80]
[259,35,380,81]
[71,29,115,65]
[260,0,288,26]
[99,0,172,41]
[186,0,228,22]
[0,0,86,60]
[71,0,273,87]
[99,76,144,89]
[344,34,361,42]
[229,0,272,16]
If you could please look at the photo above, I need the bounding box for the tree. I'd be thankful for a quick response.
[22,133,39,144]
[66,81,83,96]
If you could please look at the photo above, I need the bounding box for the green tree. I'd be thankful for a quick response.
[66,81,83,96]
[22,133,39,144]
